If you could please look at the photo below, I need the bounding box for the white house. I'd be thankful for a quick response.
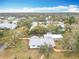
[0,23,17,29]
[44,32,63,40]
[29,36,55,48]
[7,16,15,20]
[56,22,65,31]
[29,32,63,48]
[12,20,18,24]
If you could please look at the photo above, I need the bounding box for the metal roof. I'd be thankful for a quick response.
[44,32,63,39]
[29,36,55,48]
[0,23,17,29]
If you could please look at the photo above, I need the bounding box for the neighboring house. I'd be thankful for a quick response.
[12,20,18,24]
[44,32,63,40]
[30,20,65,32]
[46,20,53,24]
[0,20,8,23]
[7,16,15,20]
[57,22,65,28]
[56,22,65,31]
[29,36,55,48]
[0,22,17,29]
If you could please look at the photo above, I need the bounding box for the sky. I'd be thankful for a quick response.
[0,0,79,12]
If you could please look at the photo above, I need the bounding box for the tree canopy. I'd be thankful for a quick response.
[62,29,79,53]
[39,44,53,58]
[29,25,47,36]
[64,16,76,25]
[17,19,32,28]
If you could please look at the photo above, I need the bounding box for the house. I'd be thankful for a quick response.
[44,32,63,40]
[7,16,15,20]
[29,36,55,48]
[29,32,63,48]
[0,23,17,29]
[12,20,18,24]
[56,22,65,31]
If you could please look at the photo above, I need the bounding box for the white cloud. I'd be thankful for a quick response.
[0,5,79,13]
[65,5,79,12]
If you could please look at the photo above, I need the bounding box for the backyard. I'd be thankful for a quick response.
[0,38,79,59]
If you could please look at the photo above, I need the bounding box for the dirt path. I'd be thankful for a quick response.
[40,54,44,59]
[53,48,72,52]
